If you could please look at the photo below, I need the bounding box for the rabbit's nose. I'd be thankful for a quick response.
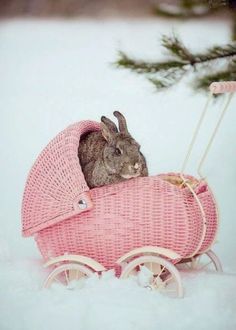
[129,163,140,173]
[133,163,141,173]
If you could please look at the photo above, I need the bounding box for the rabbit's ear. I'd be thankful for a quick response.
[101,116,118,133]
[113,111,129,134]
[101,122,114,142]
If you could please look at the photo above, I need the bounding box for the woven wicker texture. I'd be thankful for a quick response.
[22,121,101,236]
[22,121,218,270]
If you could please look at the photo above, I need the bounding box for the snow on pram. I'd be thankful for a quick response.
[22,82,235,297]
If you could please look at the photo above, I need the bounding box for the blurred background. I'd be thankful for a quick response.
[0,0,234,18]
[0,0,154,17]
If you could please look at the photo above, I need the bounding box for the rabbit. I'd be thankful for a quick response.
[78,111,148,188]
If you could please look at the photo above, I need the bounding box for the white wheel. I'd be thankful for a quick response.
[178,250,223,272]
[120,255,184,298]
[43,263,94,289]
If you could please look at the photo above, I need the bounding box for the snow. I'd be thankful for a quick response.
[0,18,236,330]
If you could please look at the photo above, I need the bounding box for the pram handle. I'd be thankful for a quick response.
[181,81,235,178]
[210,81,236,94]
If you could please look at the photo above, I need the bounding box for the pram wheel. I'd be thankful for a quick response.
[120,255,184,298]
[177,249,223,272]
[43,254,106,289]
[43,263,95,289]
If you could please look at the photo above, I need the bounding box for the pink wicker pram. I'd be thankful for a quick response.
[22,82,235,297]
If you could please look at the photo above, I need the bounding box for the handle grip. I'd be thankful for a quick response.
[210,81,236,94]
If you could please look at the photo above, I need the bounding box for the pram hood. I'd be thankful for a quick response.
[21,120,100,237]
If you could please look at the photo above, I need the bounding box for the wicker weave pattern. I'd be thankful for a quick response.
[196,184,218,254]
[22,121,101,236]
[22,121,218,270]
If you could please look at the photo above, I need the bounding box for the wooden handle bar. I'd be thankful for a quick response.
[210,81,236,94]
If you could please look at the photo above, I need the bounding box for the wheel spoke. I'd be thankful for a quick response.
[196,256,202,267]
[184,263,192,269]
[156,266,166,279]
[151,263,154,272]
[143,262,151,272]
[153,266,166,286]
[198,260,213,271]
[54,275,64,286]
[76,270,81,280]
[69,269,80,281]
[190,257,198,269]
[64,270,69,284]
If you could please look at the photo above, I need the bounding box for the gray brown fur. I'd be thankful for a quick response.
[78,111,148,188]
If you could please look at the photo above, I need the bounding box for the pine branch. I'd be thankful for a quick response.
[162,35,236,64]
[116,51,187,74]
[192,44,236,63]
[115,35,236,94]
[195,61,236,91]
[116,37,236,73]
[161,35,195,62]
[148,67,186,90]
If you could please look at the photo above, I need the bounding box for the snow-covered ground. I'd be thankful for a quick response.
[0,18,236,330]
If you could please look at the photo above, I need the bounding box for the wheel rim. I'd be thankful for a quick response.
[178,250,223,272]
[120,255,184,298]
[43,263,94,289]
[205,250,223,272]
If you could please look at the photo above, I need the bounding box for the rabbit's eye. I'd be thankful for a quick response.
[115,148,122,156]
